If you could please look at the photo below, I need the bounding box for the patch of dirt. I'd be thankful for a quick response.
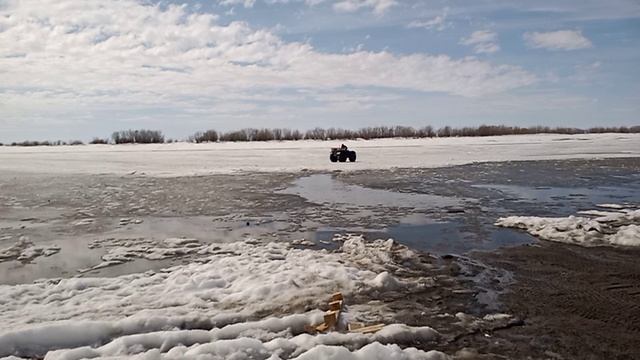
[477,242,640,359]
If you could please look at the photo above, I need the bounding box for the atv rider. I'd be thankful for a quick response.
[340,144,348,151]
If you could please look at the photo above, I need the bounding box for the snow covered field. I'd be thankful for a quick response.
[0,133,638,176]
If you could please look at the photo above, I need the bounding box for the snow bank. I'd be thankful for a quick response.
[496,207,640,247]
[286,342,449,360]
[43,339,448,360]
[39,325,443,360]
[0,235,447,359]
[0,133,637,176]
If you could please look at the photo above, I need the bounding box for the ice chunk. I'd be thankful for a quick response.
[0,237,60,263]
[369,272,403,291]
[596,203,626,209]
[610,225,640,246]
[496,208,640,247]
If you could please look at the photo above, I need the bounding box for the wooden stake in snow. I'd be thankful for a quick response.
[305,292,384,334]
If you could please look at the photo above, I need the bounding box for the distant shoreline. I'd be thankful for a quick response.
[2,124,638,147]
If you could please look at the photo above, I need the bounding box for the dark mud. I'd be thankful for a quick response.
[476,242,640,360]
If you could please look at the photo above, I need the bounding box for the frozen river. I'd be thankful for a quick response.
[0,133,638,176]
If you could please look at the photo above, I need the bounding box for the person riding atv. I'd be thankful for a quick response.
[330,144,356,162]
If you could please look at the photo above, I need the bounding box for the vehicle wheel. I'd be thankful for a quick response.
[348,151,356,162]
[329,154,338,162]
[338,153,347,162]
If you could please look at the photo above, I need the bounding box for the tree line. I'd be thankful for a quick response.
[2,125,639,146]
[182,125,640,143]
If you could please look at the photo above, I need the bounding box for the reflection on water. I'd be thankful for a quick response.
[474,184,638,203]
[0,216,292,285]
[280,174,462,209]
[0,236,103,285]
[313,221,535,255]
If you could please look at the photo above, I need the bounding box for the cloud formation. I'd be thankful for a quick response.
[216,0,396,14]
[407,8,450,31]
[332,0,397,15]
[0,0,536,120]
[219,0,257,8]
[460,30,500,54]
[524,30,593,50]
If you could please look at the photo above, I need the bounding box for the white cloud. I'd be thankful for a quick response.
[460,30,500,54]
[217,0,394,14]
[333,0,398,15]
[461,30,497,45]
[219,0,257,8]
[270,0,328,5]
[474,42,500,54]
[407,8,450,31]
[524,30,592,50]
[0,0,536,128]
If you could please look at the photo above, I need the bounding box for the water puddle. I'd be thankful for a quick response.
[108,216,292,244]
[0,236,105,285]
[0,216,294,285]
[311,220,534,255]
[280,174,461,209]
[475,184,640,214]
[0,231,184,285]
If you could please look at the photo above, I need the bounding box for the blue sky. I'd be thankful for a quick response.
[0,0,639,141]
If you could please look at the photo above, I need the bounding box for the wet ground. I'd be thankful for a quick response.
[475,241,640,360]
[1,157,639,358]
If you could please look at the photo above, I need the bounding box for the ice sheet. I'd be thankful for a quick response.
[0,134,637,176]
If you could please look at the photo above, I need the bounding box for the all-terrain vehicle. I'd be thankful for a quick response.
[330,145,356,162]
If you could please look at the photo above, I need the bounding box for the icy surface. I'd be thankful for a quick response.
[0,134,637,176]
[596,203,626,209]
[80,237,207,272]
[496,207,640,247]
[280,174,460,208]
[0,237,60,263]
[0,236,448,359]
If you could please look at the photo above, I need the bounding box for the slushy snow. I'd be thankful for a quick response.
[0,235,449,359]
[80,237,209,272]
[496,206,640,247]
[0,236,60,263]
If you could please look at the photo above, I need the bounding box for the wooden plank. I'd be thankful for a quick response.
[324,310,339,327]
[329,300,343,311]
[304,324,318,334]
